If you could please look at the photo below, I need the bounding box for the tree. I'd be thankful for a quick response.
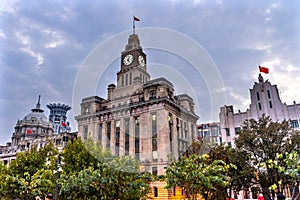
[235,115,300,200]
[59,138,153,199]
[2,142,57,199]
[165,154,230,200]
[209,145,255,199]
[182,139,212,158]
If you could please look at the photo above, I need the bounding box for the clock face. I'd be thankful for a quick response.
[123,54,133,66]
[138,55,145,67]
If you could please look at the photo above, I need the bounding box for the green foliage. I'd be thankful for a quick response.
[0,138,152,200]
[59,138,152,199]
[235,115,300,199]
[208,145,253,199]
[1,142,57,199]
[165,154,229,200]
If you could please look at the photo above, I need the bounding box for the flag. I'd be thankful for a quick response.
[61,121,67,127]
[133,16,140,21]
[259,66,269,74]
[26,129,32,134]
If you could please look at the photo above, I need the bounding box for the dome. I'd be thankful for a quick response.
[23,95,50,124]
[24,112,49,123]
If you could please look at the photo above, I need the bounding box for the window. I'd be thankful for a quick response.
[180,120,183,138]
[152,166,158,176]
[258,103,262,110]
[125,73,128,85]
[130,73,132,85]
[115,120,120,156]
[121,75,124,87]
[135,116,140,160]
[83,126,88,140]
[125,118,130,155]
[227,142,232,147]
[98,123,102,144]
[256,92,260,101]
[235,127,241,135]
[267,90,271,99]
[291,120,299,128]
[191,124,195,141]
[150,90,156,99]
[106,122,111,150]
[269,101,273,108]
[184,121,188,139]
[152,114,158,152]
[225,128,230,136]
[169,113,173,151]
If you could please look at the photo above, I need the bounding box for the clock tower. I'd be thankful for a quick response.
[115,34,150,98]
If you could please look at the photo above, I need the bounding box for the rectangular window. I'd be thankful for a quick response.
[121,75,124,87]
[184,121,188,139]
[291,120,299,128]
[135,116,140,160]
[225,128,230,136]
[125,73,128,86]
[191,124,195,141]
[83,126,88,140]
[235,127,241,135]
[130,73,132,85]
[152,114,157,151]
[106,122,111,150]
[125,118,130,156]
[258,103,262,110]
[98,123,102,145]
[256,92,260,101]
[269,101,273,108]
[115,120,120,156]
[267,90,271,99]
[180,120,183,138]
[169,113,173,151]
[152,166,158,176]
[227,142,232,147]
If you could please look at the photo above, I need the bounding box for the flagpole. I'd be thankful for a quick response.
[133,15,135,34]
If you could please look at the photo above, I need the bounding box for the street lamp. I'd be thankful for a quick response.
[55,147,63,200]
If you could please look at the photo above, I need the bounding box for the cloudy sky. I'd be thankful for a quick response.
[0,0,299,145]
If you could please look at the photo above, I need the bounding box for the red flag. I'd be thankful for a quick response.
[259,66,269,74]
[133,16,140,21]
[26,129,32,134]
[61,122,67,127]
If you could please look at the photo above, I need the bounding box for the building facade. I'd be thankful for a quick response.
[75,33,199,175]
[219,74,300,147]
[47,103,71,133]
[197,122,222,145]
[0,96,76,165]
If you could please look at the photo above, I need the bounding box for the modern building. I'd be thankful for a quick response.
[219,74,300,147]
[47,103,71,133]
[75,33,199,175]
[197,122,222,145]
[0,96,76,166]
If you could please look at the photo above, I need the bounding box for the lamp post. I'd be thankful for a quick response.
[55,147,63,200]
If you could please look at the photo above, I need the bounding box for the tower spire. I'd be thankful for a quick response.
[31,95,44,113]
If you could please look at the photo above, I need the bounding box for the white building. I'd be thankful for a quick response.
[220,74,300,147]
[0,96,76,166]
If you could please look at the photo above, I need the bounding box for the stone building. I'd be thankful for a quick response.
[75,33,199,175]
[0,96,76,165]
[219,74,300,147]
